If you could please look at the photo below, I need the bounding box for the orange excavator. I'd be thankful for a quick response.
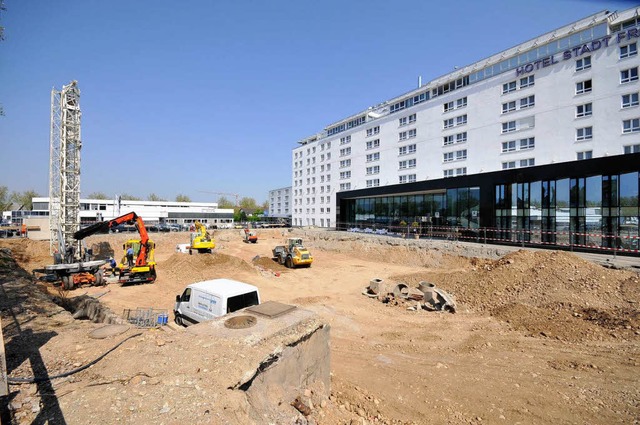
[73,211,157,285]
[243,228,258,243]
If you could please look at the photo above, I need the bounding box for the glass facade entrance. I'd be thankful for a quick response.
[495,172,639,250]
[336,156,640,255]
[341,187,480,229]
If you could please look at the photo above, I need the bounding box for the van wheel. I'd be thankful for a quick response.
[175,314,183,326]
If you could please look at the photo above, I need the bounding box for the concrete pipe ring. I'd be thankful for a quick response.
[392,283,409,299]
[419,282,437,303]
[368,278,384,295]
[362,287,379,298]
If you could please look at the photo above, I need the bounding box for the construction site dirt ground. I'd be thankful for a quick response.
[1,228,639,424]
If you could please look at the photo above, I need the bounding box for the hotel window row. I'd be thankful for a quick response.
[502,75,535,94]
[502,137,535,153]
[398,113,416,127]
[444,114,467,129]
[502,158,535,169]
[443,96,467,113]
[444,132,467,146]
[501,95,535,114]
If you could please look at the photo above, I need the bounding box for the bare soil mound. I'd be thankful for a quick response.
[312,237,472,269]
[392,249,640,342]
[252,255,289,272]
[159,251,256,283]
[0,238,52,273]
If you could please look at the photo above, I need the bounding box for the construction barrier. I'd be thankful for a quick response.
[338,223,639,256]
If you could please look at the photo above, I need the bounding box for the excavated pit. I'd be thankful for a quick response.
[53,295,124,324]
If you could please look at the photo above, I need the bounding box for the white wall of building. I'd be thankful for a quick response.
[31,197,234,226]
[291,8,640,228]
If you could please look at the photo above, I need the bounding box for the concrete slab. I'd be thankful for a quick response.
[246,300,297,318]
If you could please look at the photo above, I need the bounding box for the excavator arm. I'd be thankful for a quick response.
[73,212,151,267]
[194,220,211,241]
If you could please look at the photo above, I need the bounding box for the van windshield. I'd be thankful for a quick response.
[227,291,259,313]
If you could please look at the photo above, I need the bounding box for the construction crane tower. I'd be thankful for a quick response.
[49,81,82,256]
[198,191,240,206]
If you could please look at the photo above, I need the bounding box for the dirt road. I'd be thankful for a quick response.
[1,228,639,424]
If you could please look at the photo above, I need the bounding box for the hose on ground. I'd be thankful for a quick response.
[7,332,143,384]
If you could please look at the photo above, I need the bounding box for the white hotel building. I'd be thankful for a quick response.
[291,7,640,252]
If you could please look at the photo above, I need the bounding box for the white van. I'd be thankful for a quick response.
[173,278,260,326]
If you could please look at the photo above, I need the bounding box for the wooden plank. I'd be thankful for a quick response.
[0,316,7,396]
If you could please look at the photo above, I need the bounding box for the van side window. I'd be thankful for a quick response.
[227,291,259,314]
[181,288,191,302]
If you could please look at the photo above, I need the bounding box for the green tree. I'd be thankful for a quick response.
[217,196,234,209]
[88,192,109,199]
[175,194,191,202]
[0,185,12,212]
[148,193,166,202]
[238,197,257,210]
[12,190,40,210]
[120,193,142,201]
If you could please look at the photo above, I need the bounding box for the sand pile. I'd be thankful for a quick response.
[159,251,256,283]
[392,249,640,342]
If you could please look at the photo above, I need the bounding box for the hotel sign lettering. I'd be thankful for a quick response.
[515,27,639,76]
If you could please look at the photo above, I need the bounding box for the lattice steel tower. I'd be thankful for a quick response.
[49,81,82,256]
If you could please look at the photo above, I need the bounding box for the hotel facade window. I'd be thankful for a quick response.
[576,80,592,95]
[576,103,592,118]
[576,127,593,141]
[622,93,639,108]
[576,56,591,71]
[623,118,640,133]
[621,67,639,84]
[577,151,593,160]
[620,42,638,59]
[366,139,380,150]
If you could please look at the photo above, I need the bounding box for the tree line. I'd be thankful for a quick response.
[0,186,39,211]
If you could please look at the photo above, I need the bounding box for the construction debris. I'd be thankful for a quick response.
[363,278,456,313]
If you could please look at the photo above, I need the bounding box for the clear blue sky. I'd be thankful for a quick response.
[0,0,636,204]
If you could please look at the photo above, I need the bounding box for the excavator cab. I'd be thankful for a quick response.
[118,239,156,270]
[189,221,215,254]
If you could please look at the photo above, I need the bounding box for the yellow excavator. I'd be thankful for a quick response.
[189,221,215,254]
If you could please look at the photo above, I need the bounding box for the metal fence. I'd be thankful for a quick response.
[339,223,640,256]
[122,308,169,328]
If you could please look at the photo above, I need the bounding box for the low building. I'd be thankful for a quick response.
[26,197,235,228]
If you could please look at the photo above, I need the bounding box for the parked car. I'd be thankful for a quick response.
[168,223,182,232]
